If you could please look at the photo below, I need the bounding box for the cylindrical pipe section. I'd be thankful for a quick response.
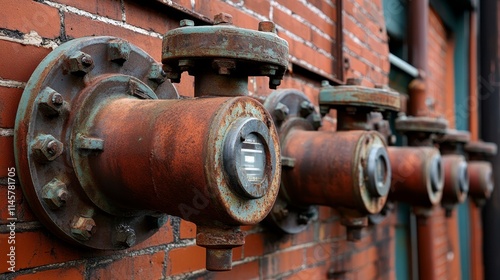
[388,147,444,208]
[441,155,469,211]
[468,161,494,205]
[85,96,280,226]
[416,216,437,280]
[281,130,390,215]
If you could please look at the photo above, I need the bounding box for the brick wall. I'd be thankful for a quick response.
[0,0,393,279]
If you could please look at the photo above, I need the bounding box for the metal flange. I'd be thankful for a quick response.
[319,80,401,113]
[162,13,289,89]
[395,116,448,134]
[14,36,178,249]
[465,141,498,158]
[262,89,320,233]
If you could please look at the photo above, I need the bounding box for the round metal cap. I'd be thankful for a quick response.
[366,146,391,197]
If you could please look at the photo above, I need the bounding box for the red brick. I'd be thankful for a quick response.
[305,243,332,265]
[0,136,15,178]
[212,260,259,280]
[89,251,165,279]
[0,87,23,128]
[124,2,179,34]
[273,8,312,42]
[0,231,81,273]
[277,248,304,274]
[179,219,196,239]
[167,245,205,275]
[0,40,51,83]
[244,0,271,18]
[283,266,325,280]
[244,233,264,257]
[15,265,85,280]
[64,13,163,59]
[276,0,335,36]
[0,0,60,38]
[194,0,260,30]
[53,0,122,21]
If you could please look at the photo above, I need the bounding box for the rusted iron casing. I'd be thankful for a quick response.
[465,141,497,206]
[388,147,443,208]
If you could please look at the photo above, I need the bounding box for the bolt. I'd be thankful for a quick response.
[272,205,289,220]
[212,59,236,75]
[108,39,131,64]
[312,113,322,129]
[67,51,94,76]
[321,80,330,87]
[269,78,282,89]
[346,77,362,85]
[148,63,166,84]
[76,134,104,151]
[41,178,68,210]
[178,59,195,73]
[274,102,289,121]
[258,21,276,33]
[214,12,233,25]
[281,156,296,168]
[71,216,96,241]
[179,19,194,27]
[115,224,136,248]
[51,93,64,106]
[346,227,362,241]
[300,101,315,117]
[31,134,64,162]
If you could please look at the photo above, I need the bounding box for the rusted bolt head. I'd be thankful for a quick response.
[31,134,64,162]
[38,87,65,117]
[258,21,276,33]
[51,92,64,106]
[321,80,331,87]
[107,39,131,64]
[148,63,166,84]
[300,101,315,117]
[67,51,94,75]
[214,12,233,25]
[71,216,96,241]
[311,113,322,129]
[274,102,289,121]
[115,225,136,248]
[180,19,195,27]
[41,178,68,209]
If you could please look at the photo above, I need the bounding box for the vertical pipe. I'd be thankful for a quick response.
[416,215,436,280]
[480,0,500,279]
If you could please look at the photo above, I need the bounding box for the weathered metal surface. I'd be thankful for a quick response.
[15,36,280,271]
[395,115,448,146]
[162,13,289,90]
[436,129,471,156]
[319,79,401,112]
[388,147,444,208]
[468,161,494,206]
[441,155,469,215]
[196,226,245,271]
[465,141,498,159]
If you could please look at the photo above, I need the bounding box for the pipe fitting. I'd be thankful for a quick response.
[263,89,390,235]
[465,141,497,206]
[14,36,282,271]
[441,155,469,216]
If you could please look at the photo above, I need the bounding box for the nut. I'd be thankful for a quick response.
[38,87,65,117]
[212,59,236,75]
[108,39,131,64]
[31,134,64,162]
[214,12,233,25]
[67,51,94,75]
[148,63,167,84]
[274,102,289,121]
[258,21,276,33]
[300,101,315,117]
[71,216,96,241]
[41,178,68,209]
[115,225,136,248]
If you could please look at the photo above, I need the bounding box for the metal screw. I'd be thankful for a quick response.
[148,63,166,84]
[311,113,322,129]
[39,87,65,117]
[300,101,315,117]
[274,102,289,121]
[180,19,194,27]
[71,216,96,241]
[115,225,136,248]
[214,12,233,25]
[31,134,64,162]
[81,55,93,67]
[41,178,68,210]
[258,21,276,33]
[51,93,63,106]
[269,78,282,89]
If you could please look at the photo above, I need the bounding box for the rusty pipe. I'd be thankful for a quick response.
[78,95,280,270]
[416,215,437,280]
[441,155,469,215]
[281,129,390,214]
[388,147,444,208]
[468,161,494,206]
